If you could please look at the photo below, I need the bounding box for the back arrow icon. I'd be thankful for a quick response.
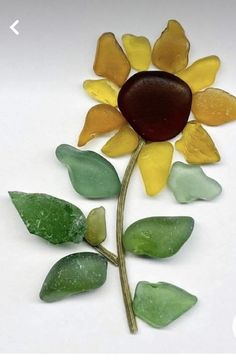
[10,20,19,35]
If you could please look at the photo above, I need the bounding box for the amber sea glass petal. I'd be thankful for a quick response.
[192,88,236,125]
[122,34,151,71]
[118,71,192,141]
[78,104,127,146]
[93,33,131,87]
[152,19,190,73]
[177,56,220,93]
[175,121,220,164]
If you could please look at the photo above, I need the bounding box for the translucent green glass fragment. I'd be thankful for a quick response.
[56,144,121,199]
[40,252,107,302]
[123,216,194,258]
[85,207,107,246]
[133,281,197,328]
[168,161,222,203]
[9,191,86,244]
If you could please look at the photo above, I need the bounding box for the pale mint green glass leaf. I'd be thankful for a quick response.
[168,161,222,203]
[40,252,107,302]
[123,216,194,258]
[9,191,86,244]
[133,281,197,328]
[56,144,121,199]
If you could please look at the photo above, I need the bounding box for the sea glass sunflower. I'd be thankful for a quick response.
[76,20,236,333]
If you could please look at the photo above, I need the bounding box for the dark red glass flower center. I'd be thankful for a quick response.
[118,71,192,141]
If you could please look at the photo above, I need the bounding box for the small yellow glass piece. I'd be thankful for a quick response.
[83,79,119,107]
[175,121,221,164]
[192,88,236,125]
[78,104,126,146]
[138,142,174,196]
[122,34,151,71]
[177,56,220,93]
[101,126,139,157]
[93,32,131,87]
[152,19,190,73]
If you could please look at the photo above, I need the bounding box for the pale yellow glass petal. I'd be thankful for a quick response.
[138,142,174,196]
[101,126,139,157]
[122,34,151,71]
[83,79,119,107]
[175,121,221,164]
[177,56,220,93]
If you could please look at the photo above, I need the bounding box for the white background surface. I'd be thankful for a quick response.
[1,0,236,353]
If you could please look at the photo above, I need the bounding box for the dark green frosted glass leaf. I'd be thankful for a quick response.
[9,191,86,244]
[123,216,194,258]
[133,281,197,328]
[40,252,107,302]
[56,144,121,199]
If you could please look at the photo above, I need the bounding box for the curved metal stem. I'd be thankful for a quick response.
[116,138,145,334]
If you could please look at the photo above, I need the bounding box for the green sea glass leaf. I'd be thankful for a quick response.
[168,161,222,203]
[123,216,194,258]
[133,281,197,328]
[9,191,86,244]
[40,252,107,302]
[56,144,121,199]
[85,206,107,246]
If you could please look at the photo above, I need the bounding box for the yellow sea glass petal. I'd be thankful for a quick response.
[175,121,220,164]
[177,56,220,93]
[122,34,151,71]
[78,104,127,146]
[93,32,131,87]
[152,19,190,73]
[83,79,119,107]
[138,142,174,196]
[192,88,236,125]
[101,126,139,157]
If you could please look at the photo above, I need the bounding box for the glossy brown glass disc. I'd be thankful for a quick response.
[118,71,192,141]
